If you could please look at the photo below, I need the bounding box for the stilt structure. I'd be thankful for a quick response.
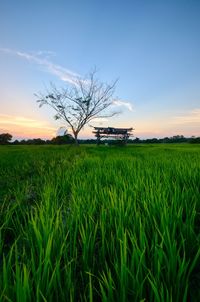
[93,127,134,145]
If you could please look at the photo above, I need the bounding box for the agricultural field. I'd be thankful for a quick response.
[0,144,200,302]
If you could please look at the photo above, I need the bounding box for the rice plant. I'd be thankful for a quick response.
[0,144,200,301]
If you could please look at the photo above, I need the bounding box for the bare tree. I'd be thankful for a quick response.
[36,70,118,144]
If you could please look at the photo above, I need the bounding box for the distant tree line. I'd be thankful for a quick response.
[0,133,200,145]
[78,136,200,144]
[0,133,75,145]
[129,135,200,144]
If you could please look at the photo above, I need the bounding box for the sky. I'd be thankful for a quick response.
[0,0,200,140]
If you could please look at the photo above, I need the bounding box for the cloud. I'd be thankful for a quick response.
[34,50,56,57]
[92,117,109,122]
[0,48,79,84]
[112,99,133,111]
[171,108,200,125]
[0,114,56,138]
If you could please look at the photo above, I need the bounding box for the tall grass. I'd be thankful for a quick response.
[0,144,200,301]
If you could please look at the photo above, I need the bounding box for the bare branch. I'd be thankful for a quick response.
[36,69,119,144]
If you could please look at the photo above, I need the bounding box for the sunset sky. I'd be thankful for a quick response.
[0,0,200,140]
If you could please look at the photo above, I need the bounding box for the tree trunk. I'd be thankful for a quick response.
[74,132,79,145]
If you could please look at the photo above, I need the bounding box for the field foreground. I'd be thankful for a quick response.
[0,144,200,301]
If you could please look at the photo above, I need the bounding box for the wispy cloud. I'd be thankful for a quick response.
[112,99,133,111]
[0,114,56,138]
[92,117,109,122]
[171,108,200,125]
[0,48,79,84]
[34,50,56,58]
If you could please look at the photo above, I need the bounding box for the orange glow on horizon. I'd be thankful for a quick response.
[0,113,199,140]
[0,114,56,139]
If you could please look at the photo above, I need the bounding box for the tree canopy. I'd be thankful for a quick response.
[0,133,12,144]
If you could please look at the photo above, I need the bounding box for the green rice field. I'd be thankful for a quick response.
[0,144,200,301]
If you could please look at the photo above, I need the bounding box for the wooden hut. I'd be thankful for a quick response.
[93,127,134,144]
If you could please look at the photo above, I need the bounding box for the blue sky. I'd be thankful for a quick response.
[0,0,200,139]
